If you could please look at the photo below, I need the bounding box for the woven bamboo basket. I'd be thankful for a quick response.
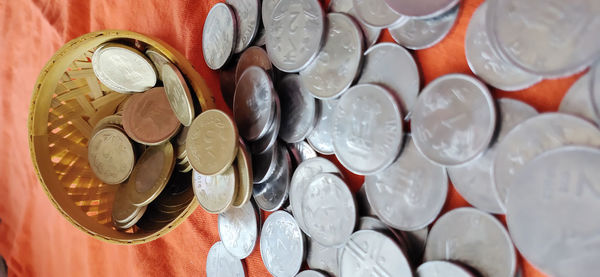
[28,30,216,244]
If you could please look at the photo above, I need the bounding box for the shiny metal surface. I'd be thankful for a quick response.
[260,211,305,277]
[218,201,258,259]
[417,261,475,277]
[560,73,597,123]
[384,0,459,18]
[234,66,276,141]
[353,0,406,28]
[306,237,340,277]
[329,0,382,47]
[307,99,338,155]
[252,140,279,184]
[389,4,459,50]
[206,241,246,277]
[227,0,260,53]
[278,74,319,143]
[202,3,237,70]
[92,43,157,93]
[253,143,292,211]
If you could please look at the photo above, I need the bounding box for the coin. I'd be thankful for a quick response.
[412,73,496,166]
[252,140,278,184]
[353,0,406,28]
[161,63,195,127]
[249,95,280,154]
[278,75,319,142]
[389,4,459,50]
[114,205,148,230]
[300,13,364,99]
[187,109,239,176]
[112,182,143,224]
[357,216,407,250]
[91,43,157,93]
[261,0,279,27]
[265,0,325,73]
[302,173,356,247]
[306,237,340,277]
[560,73,597,123]
[333,84,404,175]
[234,66,276,141]
[192,165,238,214]
[417,261,475,277]
[126,142,175,206]
[448,98,538,214]
[329,0,382,47]
[227,0,260,53]
[424,207,517,277]
[486,0,600,78]
[307,99,337,155]
[88,126,135,185]
[145,47,170,80]
[384,0,458,18]
[232,139,253,208]
[235,46,273,83]
[357,42,420,117]
[493,113,600,208]
[296,270,328,277]
[287,141,317,167]
[339,230,412,277]
[260,211,305,277]
[506,146,600,277]
[122,87,181,145]
[465,3,542,91]
[206,241,245,277]
[218,201,258,259]
[91,114,123,136]
[253,143,292,211]
[202,3,237,70]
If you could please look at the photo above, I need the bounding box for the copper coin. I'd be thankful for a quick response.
[235,46,273,84]
[122,87,181,145]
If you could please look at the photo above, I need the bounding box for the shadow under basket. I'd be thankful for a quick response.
[28,30,216,244]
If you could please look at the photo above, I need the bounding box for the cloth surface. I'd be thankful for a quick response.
[0,0,579,276]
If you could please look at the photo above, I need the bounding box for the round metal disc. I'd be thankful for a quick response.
[227,0,260,53]
[91,43,157,93]
[307,99,338,155]
[560,73,597,123]
[252,140,279,184]
[329,0,382,47]
[249,94,280,155]
[161,63,195,126]
[218,201,258,259]
[389,4,459,50]
[384,0,459,18]
[206,241,245,277]
[234,66,276,141]
[253,143,292,211]
[192,166,238,214]
[278,74,319,143]
[202,3,237,70]
[260,211,305,277]
[352,0,406,28]
[306,236,340,277]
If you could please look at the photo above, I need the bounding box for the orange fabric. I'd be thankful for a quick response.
[0,0,574,276]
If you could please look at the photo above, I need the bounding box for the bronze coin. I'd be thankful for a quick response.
[235,46,273,84]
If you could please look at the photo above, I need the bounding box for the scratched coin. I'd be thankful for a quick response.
[234,66,276,141]
[417,261,475,277]
[235,46,273,83]
[227,0,260,53]
[260,211,305,277]
[357,42,420,117]
[300,13,364,99]
[218,201,258,259]
[161,63,195,126]
[425,207,517,277]
[412,73,496,166]
[339,230,412,277]
[353,0,406,28]
[306,237,340,277]
[465,3,542,91]
[296,270,328,277]
[329,0,382,47]
[384,0,458,18]
[560,73,597,123]
[265,0,325,73]
[253,143,292,211]
[287,141,318,167]
[278,74,319,143]
[448,98,538,214]
[252,140,279,184]
[307,99,338,155]
[493,113,600,208]
[92,43,157,93]
[506,146,600,277]
[202,3,237,70]
[389,4,459,50]
[366,137,448,230]
[206,241,245,277]
[192,166,238,214]
[333,84,404,175]
[88,126,135,185]
[249,94,280,154]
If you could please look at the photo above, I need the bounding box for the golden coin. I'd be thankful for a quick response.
[126,142,175,206]
[162,63,195,126]
[88,126,136,185]
[192,165,238,214]
[232,139,253,208]
[92,114,124,135]
[187,109,239,176]
[114,205,147,230]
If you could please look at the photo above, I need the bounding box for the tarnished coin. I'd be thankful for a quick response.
[366,137,447,230]
[296,270,327,277]
[287,141,318,167]
[333,84,403,175]
[249,96,280,154]
[202,3,237,70]
[112,182,144,225]
[235,46,273,83]
[425,207,517,277]
[192,166,238,214]
[227,0,260,53]
[161,63,195,126]
[88,126,135,185]
[260,211,305,277]
[300,13,364,99]
[357,42,420,117]
[265,0,325,73]
[389,4,459,50]
[448,98,538,214]
[206,241,245,277]
[329,0,382,48]
[340,230,412,277]
[92,43,157,93]
[279,74,319,142]
[560,73,597,123]
[307,99,337,155]
[493,113,600,207]
[506,146,600,277]
[302,173,356,247]
[412,74,496,166]
[417,261,475,277]
[145,47,170,80]
[232,140,253,208]
[187,109,239,176]
[218,201,258,259]
[234,66,276,141]
[126,142,175,207]
[465,3,542,91]
[253,143,292,211]
[306,237,340,277]
[384,0,458,18]
[353,0,406,28]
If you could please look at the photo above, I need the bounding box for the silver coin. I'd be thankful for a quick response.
[307,99,337,155]
[448,98,538,214]
[261,0,279,27]
[145,48,170,80]
[206,241,246,277]
[234,66,276,141]
[355,185,377,217]
[506,146,600,277]
[424,207,517,277]
[389,4,459,50]
[353,0,406,28]
[161,63,195,127]
[339,230,412,277]
[358,216,408,251]
[260,211,305,277]
[265,0,325,73]
[465,3,542,91]
[253,143,291,211]
[366,137,447,230]
[278,74,319,143]
[92,43,157,93]
[417,261,475,277]
[252,140,279,184]
[300,13,364,99]
[560,73,597,123]
[591,62,600,124]
[333,84,404,175]
[306,237,340,277]
[487,0,600,78]
[493,113,600,208]
[296,270,327,277]
[357,42,420,117]
[384,0,458,18]
[202,3,237,70]
[412,73,496,166]
[218,201,258,259]
[289,157,341,235]
[227,0,260,53]
[329,0,382,48]
[249,95,280,154]
[287,141,318,166]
